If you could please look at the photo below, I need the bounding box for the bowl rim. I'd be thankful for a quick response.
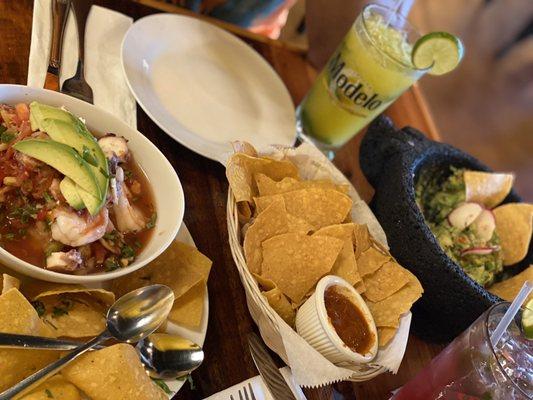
[0,84,184,283]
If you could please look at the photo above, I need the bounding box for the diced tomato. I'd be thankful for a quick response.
[36,208,48,221]
[15,103,30,123]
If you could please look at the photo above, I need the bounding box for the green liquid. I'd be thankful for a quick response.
[298,13,424,147]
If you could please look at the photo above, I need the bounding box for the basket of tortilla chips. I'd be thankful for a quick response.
[225,141,424,387]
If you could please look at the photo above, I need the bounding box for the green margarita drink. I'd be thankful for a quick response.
[297,4,428,154]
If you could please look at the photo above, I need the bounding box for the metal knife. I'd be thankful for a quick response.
[248,333,298,400]
[44,0,71,91]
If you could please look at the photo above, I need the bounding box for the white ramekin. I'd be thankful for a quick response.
[295,275,378,365]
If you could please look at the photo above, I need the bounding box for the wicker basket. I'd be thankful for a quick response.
[226,161,390,383]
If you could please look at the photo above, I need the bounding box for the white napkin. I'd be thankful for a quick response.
[27,0,137,128]
[204,367,307,400]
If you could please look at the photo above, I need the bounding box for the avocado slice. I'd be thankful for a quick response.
[13,139,102,201]
[29,102,77,132]
[40,118,109,209]
[76,186,102,216]
[59,177,85,210]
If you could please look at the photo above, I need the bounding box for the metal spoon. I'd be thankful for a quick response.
[0,332,204,379]
[0,284,174,400]
[136,333,204,379]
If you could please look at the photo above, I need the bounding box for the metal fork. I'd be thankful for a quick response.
[229,382,257,400]
[61,0,94,103]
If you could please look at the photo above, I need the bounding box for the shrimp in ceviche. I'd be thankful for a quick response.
[0,102,156,274]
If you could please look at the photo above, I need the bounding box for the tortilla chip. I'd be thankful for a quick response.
[464,171,514,208]
[353,224,371,258]
[493,203,533,265]
[357,246,391,277]
[36,293,108,338]
[237,201,253,225]
[287,214,314,234]
[168,282,206,328]
[363,261,411,302]
[262,287,296,327]
[20,375,81,400]
[314,224,361,285]
[226,153,299,203]
[355,280,367,294]
[489,265,533,302]
[62,344,167,400]
[0,289,59,391]
[378,327,397,347]
[367,275,423,328]
[22,282,115,306]
[255,188,352,230]
[111,240,212,303]
[253,273,277,291]
[244,199,289,274]
[2,273,20,294]
[255,173,348,196]
[261,232,344,303]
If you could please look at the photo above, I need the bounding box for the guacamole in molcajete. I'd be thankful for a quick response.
[416,167,503,286]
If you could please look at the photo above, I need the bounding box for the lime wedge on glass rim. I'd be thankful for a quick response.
[522,297,533,339]
[412,32,464,75]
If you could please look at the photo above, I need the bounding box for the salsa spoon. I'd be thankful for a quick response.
[0,284,174,400]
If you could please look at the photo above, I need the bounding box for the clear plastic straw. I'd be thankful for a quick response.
[490,280,533,346]
[385,0,406,28]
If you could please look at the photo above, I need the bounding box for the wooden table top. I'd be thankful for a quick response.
[0,0,446,398]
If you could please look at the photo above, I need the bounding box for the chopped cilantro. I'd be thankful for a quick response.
[45,388,54,398]
[133,240,142,249]
[0,131,15,143]
[43,192,53,203]
[0,125,6,134]
[3,233,15,240]
[124,169,134,180]
[146,212,157,229]
[31,300,46,317]
[104,257,120,271]
[151,378,173,395]
[103,230,118,241]
[120,244,135,259]
[9,204,38,224]
[52,299,73,318]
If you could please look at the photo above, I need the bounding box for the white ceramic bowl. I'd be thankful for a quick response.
[295,275,378,365]
[0,84,184,283]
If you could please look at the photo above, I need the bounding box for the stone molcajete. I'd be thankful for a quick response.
[360,116,532,342]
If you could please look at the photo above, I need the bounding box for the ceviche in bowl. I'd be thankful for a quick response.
[0,85,184,283]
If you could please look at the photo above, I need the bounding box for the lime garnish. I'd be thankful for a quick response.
[523,298,533,339]
[412,32,464,75]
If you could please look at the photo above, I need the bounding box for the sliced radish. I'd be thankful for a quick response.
[461,247,494,256]
[470,209,496,242]
[447,202,484,230]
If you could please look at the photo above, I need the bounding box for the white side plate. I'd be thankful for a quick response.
[121,13,297,162]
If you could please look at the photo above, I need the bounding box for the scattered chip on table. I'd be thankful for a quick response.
[254,188,352,231]
[61,344,167,400]
[19,375,81,400]
[464,171,514,209]
[362,261,411,302]
[226,153,299,203]
[489,265,533,302]
[493,203,533,266]
[168,281,207,328]
[0,288,59,391]
[261,232,343,303]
